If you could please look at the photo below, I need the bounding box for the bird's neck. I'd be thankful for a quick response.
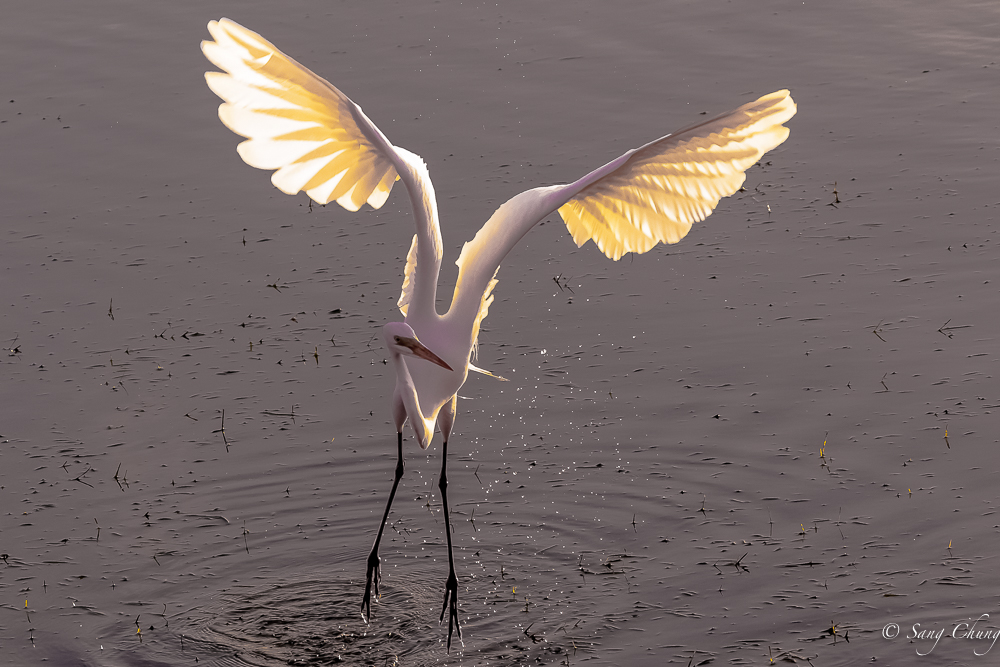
[391,352,435,449]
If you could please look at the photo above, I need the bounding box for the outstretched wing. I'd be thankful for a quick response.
[450,90,795,330]
[558,90,796,260]
[202,19,401,211]
[203,18,444,320]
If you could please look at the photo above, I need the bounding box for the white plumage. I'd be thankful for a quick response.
[202,17,795,648]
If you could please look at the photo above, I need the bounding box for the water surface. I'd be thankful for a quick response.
[2,1,999,665]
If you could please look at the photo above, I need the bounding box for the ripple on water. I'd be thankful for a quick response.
[153,570,585,666]
[176,576,446,665]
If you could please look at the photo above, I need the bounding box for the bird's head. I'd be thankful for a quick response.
[382,322,453,371]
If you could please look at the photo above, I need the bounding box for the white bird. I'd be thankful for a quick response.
[202,18,795,650]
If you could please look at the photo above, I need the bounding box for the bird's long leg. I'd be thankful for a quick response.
[438,437,462,650]
[362,432,404,623]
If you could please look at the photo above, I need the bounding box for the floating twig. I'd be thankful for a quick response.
[113,463,129,491]
[72,466,94,488]
[872,319,886,342]
[212,409,230,452]
[553,273,575,294]
[937,319,972,338]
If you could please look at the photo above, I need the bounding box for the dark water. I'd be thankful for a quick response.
[2,1,999,665]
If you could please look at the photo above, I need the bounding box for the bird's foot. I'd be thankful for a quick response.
[361,550,381,623]
[439,569,462,651]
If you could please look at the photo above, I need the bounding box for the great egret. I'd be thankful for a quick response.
[202,17,795,650]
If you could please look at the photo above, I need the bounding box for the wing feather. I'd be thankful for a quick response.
[398,234,419,316]
[558,90,795,260]
[468,363,508,381]
[469,268,499,360]
[202,18,400,210]
[449,91,794,333]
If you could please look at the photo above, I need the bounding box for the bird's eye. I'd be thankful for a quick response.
[394,336,401,343]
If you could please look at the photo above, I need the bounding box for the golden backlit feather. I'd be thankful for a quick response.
[558,90,795,260]
[202,19,796,454]
[202,20,796,645]
[202,18,399,211]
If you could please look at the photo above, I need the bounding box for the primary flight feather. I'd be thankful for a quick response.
[202,17,795,649]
